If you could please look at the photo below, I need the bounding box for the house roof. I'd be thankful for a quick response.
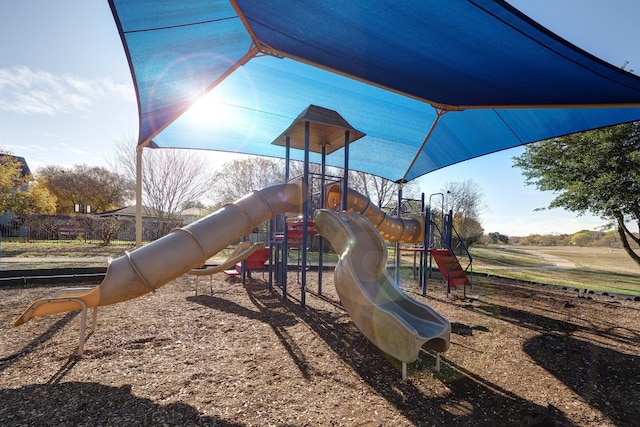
[0,154,31,178]
[99,205,166,218]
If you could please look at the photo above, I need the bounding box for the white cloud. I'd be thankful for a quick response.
[0,66,134,116]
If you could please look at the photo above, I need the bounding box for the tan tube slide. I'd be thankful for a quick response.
[325,183,423,243]
[314,209,450,363]
[14,181,303,326]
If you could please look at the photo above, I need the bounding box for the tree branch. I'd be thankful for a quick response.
[614,211,640,267]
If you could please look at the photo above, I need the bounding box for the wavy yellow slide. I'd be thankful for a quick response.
[14,181,303,326]
[314,209,450,363]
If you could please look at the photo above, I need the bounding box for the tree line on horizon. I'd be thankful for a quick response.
[2,121,640,265]
[484,229,639,249]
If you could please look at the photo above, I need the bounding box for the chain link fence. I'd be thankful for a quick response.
[0,214,183,244]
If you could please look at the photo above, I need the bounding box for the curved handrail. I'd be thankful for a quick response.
[188,242,265,276]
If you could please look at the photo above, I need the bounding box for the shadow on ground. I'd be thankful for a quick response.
[0,382,242,427]
[470,297,640,427]
[190,279,571,426]
[524,333,640,426]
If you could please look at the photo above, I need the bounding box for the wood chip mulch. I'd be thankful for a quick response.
[1,271,639,426]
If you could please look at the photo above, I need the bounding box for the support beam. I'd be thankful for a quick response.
[135,147,143,248]
[400,109,446,184]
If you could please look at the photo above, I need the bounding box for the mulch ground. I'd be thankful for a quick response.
[1,270,639,426]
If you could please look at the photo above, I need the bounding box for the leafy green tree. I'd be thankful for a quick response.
[488,232,509,244]
[453,212,484,248]
[570,230,604,247]
[0,154,56,216]
[513,122,640,266]
[13,180,57,216]
[0,154,27,212]
[38,164,133,214]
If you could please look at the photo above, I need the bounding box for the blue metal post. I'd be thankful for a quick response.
[301,121,310,307]
[395,185,402,285]
[423,206,431,296]
[342,131,350,211]
[419,192,426,292]
[282,136,291,298]
[318,143,326,294]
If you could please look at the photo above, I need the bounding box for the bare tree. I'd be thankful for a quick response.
[347,171,420,213]
[209,156,285,206]
[111,137,211,219]
[289,163,418,212]
[443,179,485,219]
[347,171,393,208]
[443,179,486,246]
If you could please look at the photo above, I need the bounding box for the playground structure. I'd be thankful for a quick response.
[327,182,474,297]
[189,241,263,277]
[13,180,455,370]
[188,241,268,294]
[12,105,478,378]
[14,181,305,326]
[223,246,271,279]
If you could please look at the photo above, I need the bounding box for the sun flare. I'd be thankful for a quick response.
[184,92,238,127]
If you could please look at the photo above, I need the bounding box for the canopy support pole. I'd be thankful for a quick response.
[399,109,447,184]
[135,146,143,248]
[318,143,326,295]
[395,182,403,285]
[342,131,350,211]
[133,46,260,248]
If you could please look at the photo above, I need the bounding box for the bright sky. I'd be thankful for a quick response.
[1,1,639,236]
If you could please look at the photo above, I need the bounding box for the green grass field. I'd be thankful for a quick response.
[467,245,640,296]
[0,239,135,257]
[0,239,136,269]
[2,239,639,296]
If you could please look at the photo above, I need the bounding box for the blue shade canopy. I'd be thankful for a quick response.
[109,0,640,182]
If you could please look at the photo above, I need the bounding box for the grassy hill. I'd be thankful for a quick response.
[468,245,640,296]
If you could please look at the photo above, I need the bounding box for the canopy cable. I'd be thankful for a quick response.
[400,109,447,184]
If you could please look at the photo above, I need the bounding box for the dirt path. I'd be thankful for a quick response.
[518,248,578,269]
